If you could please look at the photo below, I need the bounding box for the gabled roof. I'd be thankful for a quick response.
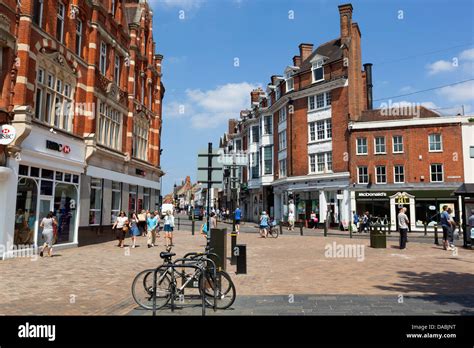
[300,38,343,71]
[358,106,441,122]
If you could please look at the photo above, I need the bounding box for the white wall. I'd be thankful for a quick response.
[462,123,474,183]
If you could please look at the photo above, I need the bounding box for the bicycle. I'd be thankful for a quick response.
[131,249,236,311]
[267,224,279,238]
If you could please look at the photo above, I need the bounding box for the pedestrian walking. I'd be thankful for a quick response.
[210,212,218,229]
[138,209,147,237]
[146,211,159,248]
[163,210,175,247]
[447,207,456,249]
[440,205,453,250]
[234,207,241,233]
[259,211,269,238]
[310,211,318,229]
[360,211,369,233]
[397,207,409,250]
[288,211,295,231]
[129,211,140,248]
[468,209,474,247]
[39,212,57,257]
[112,211,129,248]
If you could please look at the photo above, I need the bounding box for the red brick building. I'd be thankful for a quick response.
[220,3,370,224]
[349,107,468,231]
[0,0,165,256]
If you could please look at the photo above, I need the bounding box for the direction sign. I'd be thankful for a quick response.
[197,149,223,188]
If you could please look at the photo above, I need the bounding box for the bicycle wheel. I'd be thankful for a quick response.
[199,270,236,309]
[131,269,171,310]
[271,227,279,238]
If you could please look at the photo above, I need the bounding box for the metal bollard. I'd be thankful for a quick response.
[300,224,304,236]
[279,221,283,235]
[230,233,237,265]
[191,219,195,235]
[177,217,180,230]
[434,225,439,245]
[424,223,427,236]
[324,221,328,237]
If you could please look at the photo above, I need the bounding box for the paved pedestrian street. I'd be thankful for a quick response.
[1,228,473,316]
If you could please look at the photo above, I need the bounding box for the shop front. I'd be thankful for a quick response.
[2,126,85,258]
[273,174,350,228]
[354,189,461,232]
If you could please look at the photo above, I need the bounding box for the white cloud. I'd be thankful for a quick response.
[163,82,260,128]
[399,86,413,93]
[459,48,474,61]
[155,0,205,10]
[437,80,474,102]
[426,59,457,75]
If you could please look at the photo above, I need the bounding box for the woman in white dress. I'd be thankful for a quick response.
[39,212,57,257]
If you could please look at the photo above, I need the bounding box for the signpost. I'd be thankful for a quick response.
[197,143,223,247]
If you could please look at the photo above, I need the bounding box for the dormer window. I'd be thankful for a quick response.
[285,71,294,92]
[312,59,324,83]
[111,0,116,17]
[267,95,272,107]
[275,86,281,100]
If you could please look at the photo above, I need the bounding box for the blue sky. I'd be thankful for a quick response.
[150,0,474,195]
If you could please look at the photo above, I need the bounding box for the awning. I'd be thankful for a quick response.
[86,165,161,190]
[453,183,474,196]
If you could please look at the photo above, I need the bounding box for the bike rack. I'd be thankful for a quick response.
[151,257,218,317]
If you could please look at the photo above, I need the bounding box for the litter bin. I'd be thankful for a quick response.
[370,224,387,248]
[236,244,247,274]
[209,228,227,271]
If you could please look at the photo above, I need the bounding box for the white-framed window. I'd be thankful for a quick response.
[308,92,331,111]
[394,165,405,183]
[285,71,294,92]
[278,130,287,151]
[75,19,83,57]
[279,159,287,178]
[263,115,272,135]
[358,166,369,184]
[309,152,332,174]
[264,146,273,175]
[279,106,287,123]
[309,119,332,142]
[393,135,403,153]
[374,136,386,154]
[470,146,474,158]
[251,151,260,179]
[114,55,120,85]
[133,117,149,161]
[251,125,259,143]
[99,42,107,75]
[33,0,44,27]
[430,164,444,182]
[34,67,74,131]
[356,137,368,155]
[312,59,324,83]
[97,100,122,150]
[111,181,121,223]
[111,0,116,16]
[275,86,281,100]
[89,177,102,225]
[56,2,65,43]
[267,95,272,107]
[429,134,442,152]
[375,166,387,184]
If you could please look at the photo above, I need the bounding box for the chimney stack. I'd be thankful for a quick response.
[299,43,314,62]
[250,89,260,104]
[338,3,353,39]
[228,119,238,135]
[364,63,373,110]
[293,55,302,67]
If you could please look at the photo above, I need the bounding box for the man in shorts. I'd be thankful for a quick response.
[234,207,241,233]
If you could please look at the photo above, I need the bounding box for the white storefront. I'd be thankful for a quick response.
[273,173,351,228]
[1,126,86,258]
